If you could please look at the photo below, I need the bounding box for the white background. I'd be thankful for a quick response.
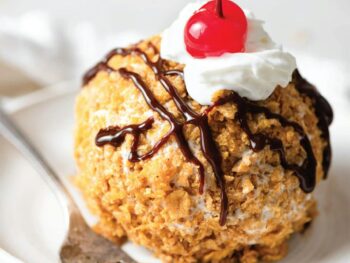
[0,0,349,61]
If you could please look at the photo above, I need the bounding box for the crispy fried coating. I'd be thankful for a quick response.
[75,36,324,262]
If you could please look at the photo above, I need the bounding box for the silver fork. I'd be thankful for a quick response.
[0,103,137,263]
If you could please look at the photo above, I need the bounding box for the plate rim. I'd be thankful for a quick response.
[4,80,78,115]
[0,82,77,263]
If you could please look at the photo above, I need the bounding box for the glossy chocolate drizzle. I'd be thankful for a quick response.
[209,93,317,192]
[84,44,332,225]
[293,70,333,178]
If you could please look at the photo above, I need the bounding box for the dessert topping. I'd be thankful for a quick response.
[161,1,297,105]
[184,0,247,58]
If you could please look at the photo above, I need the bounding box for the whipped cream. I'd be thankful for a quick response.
[161,1,297,105]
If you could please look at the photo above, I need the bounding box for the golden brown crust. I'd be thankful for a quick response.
[74,36,324,262]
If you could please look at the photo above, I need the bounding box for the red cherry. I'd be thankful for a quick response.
[184,0,248,58]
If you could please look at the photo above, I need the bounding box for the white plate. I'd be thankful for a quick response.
[0,80,350,263]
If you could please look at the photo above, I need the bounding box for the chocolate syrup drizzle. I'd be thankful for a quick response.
[209,93,317,192]
[293,70,333,178]
[83,44,332,225]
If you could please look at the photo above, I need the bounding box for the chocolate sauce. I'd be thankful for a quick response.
[293,70,333,178]
[86,47,228,225]
[210,92,316,193]
[96,118,154,162]
[84,43,332,225]
[83,62,113,86]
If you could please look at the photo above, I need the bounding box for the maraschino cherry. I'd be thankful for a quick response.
[184,0,248,58]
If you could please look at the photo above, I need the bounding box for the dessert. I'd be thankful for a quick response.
[74,1,333,262]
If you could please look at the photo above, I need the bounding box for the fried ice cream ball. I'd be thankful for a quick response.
[74,36,327,263]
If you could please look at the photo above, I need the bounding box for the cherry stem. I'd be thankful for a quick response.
[216,0,224,18]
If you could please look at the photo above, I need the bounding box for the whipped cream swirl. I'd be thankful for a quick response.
[161,1,297,105]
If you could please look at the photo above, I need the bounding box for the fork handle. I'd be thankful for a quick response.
[0,104,72,219]
[0,105,138,263]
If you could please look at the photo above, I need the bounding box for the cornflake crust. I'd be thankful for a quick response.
[74,36,324,263]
